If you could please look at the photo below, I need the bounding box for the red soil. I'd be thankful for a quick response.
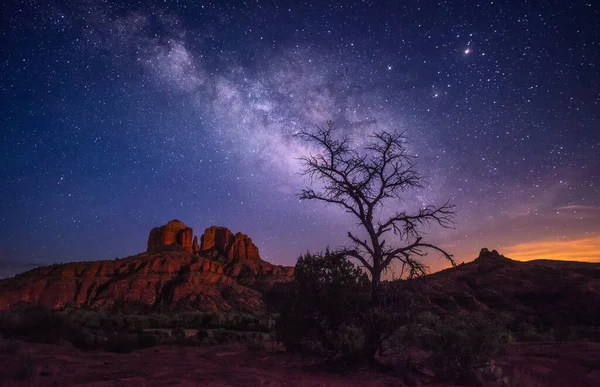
[1,339,600,386]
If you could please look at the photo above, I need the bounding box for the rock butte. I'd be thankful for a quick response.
[0,220,294,312]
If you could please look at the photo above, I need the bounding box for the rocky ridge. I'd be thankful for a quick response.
[396,247,600,327]
[0,220,294,312]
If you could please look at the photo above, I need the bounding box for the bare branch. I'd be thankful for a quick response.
[347,232,375,256]
[296,121,456,303]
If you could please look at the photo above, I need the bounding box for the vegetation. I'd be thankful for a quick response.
[276,250,370,360]
[0,307,275,353]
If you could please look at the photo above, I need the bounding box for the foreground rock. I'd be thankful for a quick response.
[0,220,293,312]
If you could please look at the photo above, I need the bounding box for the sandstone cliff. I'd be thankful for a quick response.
[147,219,194,253]
[0,220,294,313]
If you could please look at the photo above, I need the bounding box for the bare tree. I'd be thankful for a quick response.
[297,121,456,305]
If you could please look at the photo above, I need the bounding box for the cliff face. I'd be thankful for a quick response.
[0,220,294,313]
[200,226,260,261]
[147,220,194,253]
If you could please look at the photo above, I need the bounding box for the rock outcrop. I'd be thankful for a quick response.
[0,220,295,313]
[200,226,260,261]
[147,219,194,253]
[0,251,259,312]
[201,226,233,252]
[192,235,200,253]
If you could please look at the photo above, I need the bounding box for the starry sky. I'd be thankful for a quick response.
[1,0,599,277]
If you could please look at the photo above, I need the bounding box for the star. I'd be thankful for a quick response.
[0,0,597,272]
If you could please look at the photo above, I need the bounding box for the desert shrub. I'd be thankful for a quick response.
[203,312,226,328]
[334,323,367,360]
[148,313,171,328]
[171,327,185,338]
[499,331,515,345]
[69,327,99,350]
[513,321,547,342]
[416,311,440,327]
[212,328,229,344]
[105,331,161,353]
[16,308,74,343]
[137,333,160,348]
[297,338,327,355]
[105,333,139,353]
[247,338,267,352]
[195,328,209,341]
[0,311,22,336]
[427,313,507,380]
[276,250,370,360]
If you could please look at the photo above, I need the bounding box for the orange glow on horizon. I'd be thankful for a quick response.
[503,235,600,262]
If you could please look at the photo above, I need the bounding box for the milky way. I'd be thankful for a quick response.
[1,0,599,275]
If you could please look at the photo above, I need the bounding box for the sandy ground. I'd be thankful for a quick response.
[1,338,599,386]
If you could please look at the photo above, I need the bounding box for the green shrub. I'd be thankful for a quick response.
[276,250,371,360]
[105,333,138,353]
[428,313,506,380]
[137,333,160,348]
[212,328,229,344]
[69,327,99,350]
[195,328,209,341]
[171,327,185,338]
[335,323,367,359]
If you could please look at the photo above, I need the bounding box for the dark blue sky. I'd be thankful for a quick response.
[1,0,599,274]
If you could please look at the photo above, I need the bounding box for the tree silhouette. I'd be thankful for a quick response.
[297,121,456,306]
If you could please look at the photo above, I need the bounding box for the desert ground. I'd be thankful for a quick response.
[2,338,599,386]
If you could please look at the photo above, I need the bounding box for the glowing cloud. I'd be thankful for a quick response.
[503,235,600,262]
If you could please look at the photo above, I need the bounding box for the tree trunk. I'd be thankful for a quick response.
[364,267,382,362]
[370,267,381,307]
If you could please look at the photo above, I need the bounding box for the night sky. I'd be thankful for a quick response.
[1,0,599,277]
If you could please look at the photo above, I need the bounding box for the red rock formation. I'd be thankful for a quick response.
[200,226,260,261]
[0,222,295,313]
[228,232,260,260]
[0,251,262,312]
[147,219,194,253]
[200,226,233,252]
[192,235,200,253]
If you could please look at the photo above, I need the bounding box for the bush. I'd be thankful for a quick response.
[69,327,99,350]
[276,250,371,360]
[427,313,507,380]
[195,328,209,341]
[212,328,229,344]
[335,323,367,360]
[105,333,138,353]
[137,333,160,348]
[171,327,185,338]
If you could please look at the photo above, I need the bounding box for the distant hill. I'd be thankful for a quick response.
[0,220,294,313]
[395,248,600,328]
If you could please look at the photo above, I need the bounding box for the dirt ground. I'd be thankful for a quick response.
[1,338,599,386]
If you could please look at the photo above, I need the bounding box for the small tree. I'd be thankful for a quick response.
[297,121,456,306]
